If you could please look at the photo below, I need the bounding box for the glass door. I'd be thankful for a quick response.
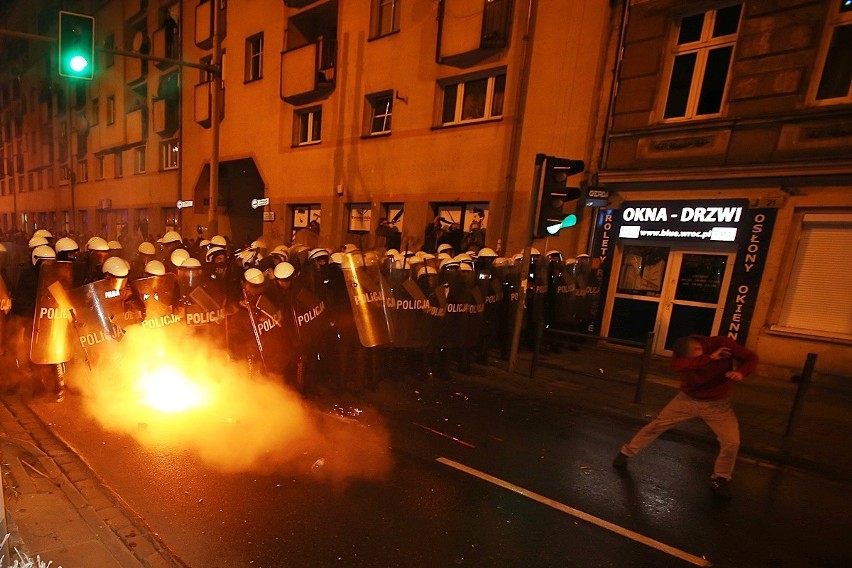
[655,252,735,355]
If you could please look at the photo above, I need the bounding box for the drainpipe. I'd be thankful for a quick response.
[499,0,537,253]
[207,1,223,237]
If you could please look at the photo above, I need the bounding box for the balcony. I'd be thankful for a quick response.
[280,37,336,106]
[194,80,224,128]
[125,105,147,145]
[438,0,513,68]
[152,19,180,69]
[195,0,227,50]
[153,97,179,136]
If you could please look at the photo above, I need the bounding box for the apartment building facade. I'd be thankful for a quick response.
[593,0,852,374]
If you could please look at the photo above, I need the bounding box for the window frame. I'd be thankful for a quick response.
[438,68,507,127]
[133,145,147,174]
[294,106,322,147]
[658,4,742,122]
[365,90,393,136]
[106,95,116,125]
[245,32,264,83]
[160,139,179,170]
[808,2,852,105]
[771,213,852,341]
[370,0,401,40]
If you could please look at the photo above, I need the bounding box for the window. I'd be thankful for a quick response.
[775,214,852,339]
[348,203,372,232]
[77,160,88,183]
[115,151,123,178]
[91,98,99,126]
[294,107,322,146]
[440,70,506,126]
[134,146,147,174]
[245,32,264,82]
[96,156,105,179]
[811,1,852,104]
[291,204,322,241]
[366,91,393,135]
[371,0,400,38]
[106,96,116,125]
[160,139,179,170]
[104,35,116,68]
[661,4,742,120]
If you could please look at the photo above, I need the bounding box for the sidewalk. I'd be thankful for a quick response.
[463,341,852,483]
[0,341,849,567]
[0,396,184,568]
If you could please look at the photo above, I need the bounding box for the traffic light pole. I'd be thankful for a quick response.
[508,155,545,372]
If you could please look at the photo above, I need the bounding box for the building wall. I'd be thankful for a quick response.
[597,0,852,377]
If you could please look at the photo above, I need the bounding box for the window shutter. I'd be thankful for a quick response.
[778,215,852,336]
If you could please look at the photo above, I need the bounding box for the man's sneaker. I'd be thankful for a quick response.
[612,452,629,470]
[710,477,732,500]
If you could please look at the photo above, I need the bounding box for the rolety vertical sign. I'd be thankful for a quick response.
[588,208,615,334]
[719,208,777,344]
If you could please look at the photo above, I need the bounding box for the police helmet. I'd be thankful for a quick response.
[343,243,359,253]
[273,262,295,280]
[530,247,541,256]
[138,241,156,255]
[54,237,79,254]
[417,265,438,279]
[102,256,130,278]
[199,239,211,249]
[87,237,110,252]
[31,245,56,266]
[108,240,123,251]
[180,257,202,268]
[162,230,182,244]
[33,229,53,240]
[210,235,228,247]
[386,249,399,257]
[244,267,265,285]
[205,246,227,264]
[478,247,498,258]
[330,252,344,265]
[28,235,49,249]
[308,248,330,262]
[170,248,190,267]
[144,260,166,276]
[437,243,454,255]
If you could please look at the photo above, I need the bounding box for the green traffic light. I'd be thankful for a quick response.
[546,214,577,235]
[70,55,89,72]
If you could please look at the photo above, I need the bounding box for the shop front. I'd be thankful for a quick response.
[592,199,775,356]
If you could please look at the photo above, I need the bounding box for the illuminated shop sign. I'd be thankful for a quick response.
[616,199,749,242]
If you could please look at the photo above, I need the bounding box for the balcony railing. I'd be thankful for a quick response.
[280,36,336,105]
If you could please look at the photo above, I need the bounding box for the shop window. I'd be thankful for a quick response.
[245,32,264,82]
[440,70,506,126]
[617,246,670,296]
[365,91,393,136]
[661,4,741,120]
[370,0,400,39]
[775,214,852,339]
[811,1,852,104]
[348,203,372,233]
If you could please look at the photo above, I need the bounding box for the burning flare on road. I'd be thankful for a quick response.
[66,325,392,484]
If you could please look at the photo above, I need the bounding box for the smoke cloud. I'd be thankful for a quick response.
[65,325,393,485]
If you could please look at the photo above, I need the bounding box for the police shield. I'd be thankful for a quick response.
[387,266,430,349]
[66,279,139,363]
[30,260,75,365]
[340,251,392,347]
[547,265,577,330]
[242,290,294,373]
[132,273,181,329]
[433,269,484,349]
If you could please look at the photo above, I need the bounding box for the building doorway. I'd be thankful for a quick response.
[605,245,735,354]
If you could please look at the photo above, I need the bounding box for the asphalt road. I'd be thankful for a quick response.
[29,374,852,568]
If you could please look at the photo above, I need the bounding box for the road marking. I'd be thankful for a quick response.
[437,457,712,567]
[414,423,476,448]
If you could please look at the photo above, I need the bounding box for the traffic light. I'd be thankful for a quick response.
[533,155,585,238]
[58,11,95,80]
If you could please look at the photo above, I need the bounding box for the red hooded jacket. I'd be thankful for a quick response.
[671,335,758,400]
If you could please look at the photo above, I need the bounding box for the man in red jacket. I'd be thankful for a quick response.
[612,335,758,500]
